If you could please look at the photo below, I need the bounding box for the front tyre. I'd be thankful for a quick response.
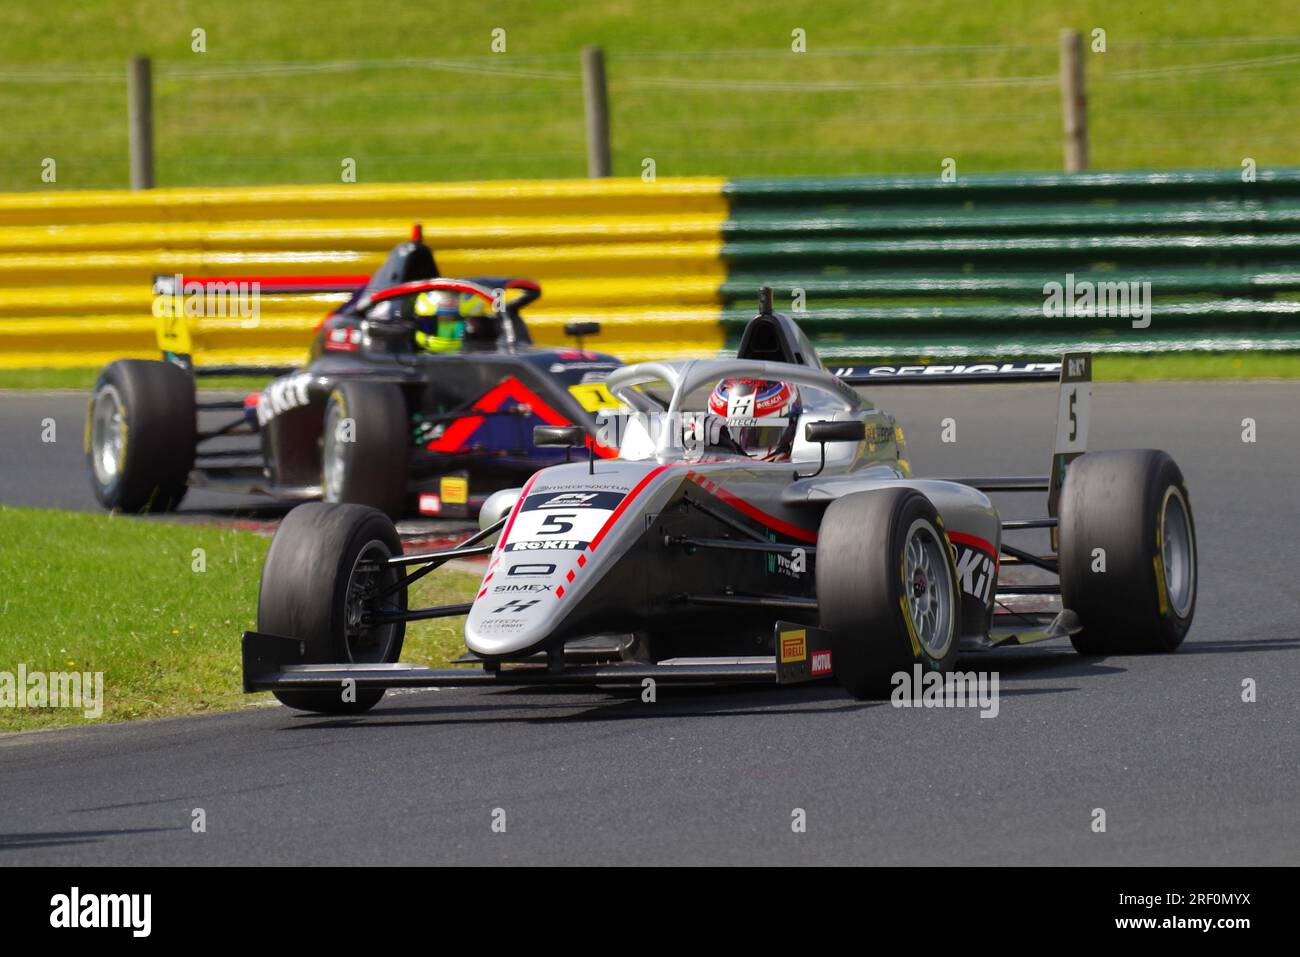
[1059,449,1197,655]
[86,359,195,512]
[257,503,408,714]
[816,488,960,699]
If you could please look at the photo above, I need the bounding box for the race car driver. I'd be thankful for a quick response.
[704,378,802,461]
[412,289,501,353]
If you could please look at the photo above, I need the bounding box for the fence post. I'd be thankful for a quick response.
[1058,29,1088,173]
[127,55,155,189]
[581,46,611,178]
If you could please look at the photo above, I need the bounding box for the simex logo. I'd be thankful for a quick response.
[493,584,552,593]
[50,887,151,937]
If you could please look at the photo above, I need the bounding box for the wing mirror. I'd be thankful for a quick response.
[533,425,586,448]
[796,420,866,480]
[804,420,866,444]
[533,424,595,472]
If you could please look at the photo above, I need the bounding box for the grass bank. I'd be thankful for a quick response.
[0,505,481,731]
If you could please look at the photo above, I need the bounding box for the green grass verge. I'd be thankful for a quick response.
[1,0,1297,189]
[1092,352,1300,380]
[0,505,481,732]
[4,353,1299,395]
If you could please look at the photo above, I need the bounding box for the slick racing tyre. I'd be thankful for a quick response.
[86,359,196,512]
[321,380,409,518]
[1059,449,1197,655]
[817,488,960,699]
[257,503,408,714]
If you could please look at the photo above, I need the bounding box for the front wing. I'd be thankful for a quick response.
[242,623,833,694]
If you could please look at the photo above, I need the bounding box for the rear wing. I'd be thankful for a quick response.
[832,361,1062,385]
[834,352,1093,521]
[152,274,369,296]
[150,272,368,363]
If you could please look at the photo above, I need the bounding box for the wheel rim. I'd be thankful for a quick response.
[90,385,127,487]
[322,400,345,502]
[344,539,403,663]
[902,519,955,659]
[1160,487,1195,619]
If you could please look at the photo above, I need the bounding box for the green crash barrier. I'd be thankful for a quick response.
[720,168,1300,357]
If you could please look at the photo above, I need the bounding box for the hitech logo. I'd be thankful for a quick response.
[49,887,151,937]
[492,599,540,614]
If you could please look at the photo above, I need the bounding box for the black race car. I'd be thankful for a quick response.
[85,229,622,517]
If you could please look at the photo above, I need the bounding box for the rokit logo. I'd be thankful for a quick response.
[256,373,312,426]
[504,540,587,551]
[50,887,151,937]
[953,545,995,603]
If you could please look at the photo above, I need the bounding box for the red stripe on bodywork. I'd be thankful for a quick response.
[495,472,540,553]
[946,529,998,558]
[588,465,669,552]
[368,278,498,306]
[176,274,368,292]
[705,483,819,544]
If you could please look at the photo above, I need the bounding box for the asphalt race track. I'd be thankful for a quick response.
[1,381,1298,865]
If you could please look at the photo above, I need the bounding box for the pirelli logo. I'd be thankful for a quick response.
[774,624,833,686]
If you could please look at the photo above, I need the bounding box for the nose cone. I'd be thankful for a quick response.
[465,461,671,657]
[465,487,619,657]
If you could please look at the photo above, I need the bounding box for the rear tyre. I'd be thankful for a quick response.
[257,502,408,714]
[86,359,195,512]
[816,488,960,699]
[321,381,408,517]
[1059,449,1196,655]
